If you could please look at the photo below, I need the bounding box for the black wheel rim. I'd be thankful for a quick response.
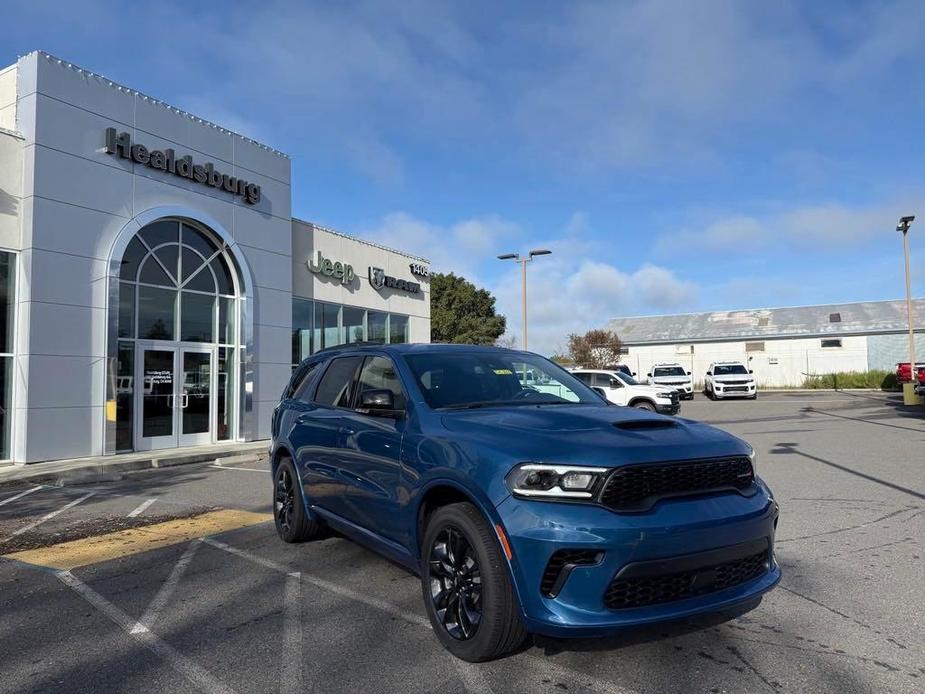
[275,467,295,533]
[428,526,482,640]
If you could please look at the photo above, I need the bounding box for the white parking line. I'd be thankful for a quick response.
[127,497,157,518]
[2,492,94,543]
[131,539,201,634]
[208,464,268,473]
[281,572,303,692]
[57,570,236,694]
[0,485,43,507]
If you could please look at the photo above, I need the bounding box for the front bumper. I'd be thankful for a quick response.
[655,401,681,415]
[496,483,779,637]
[714,383,756,399]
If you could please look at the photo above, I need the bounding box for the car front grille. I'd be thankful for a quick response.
[598,457,754,512]
[540,549,603,597]
[721,380,750,385]
[603,549,770,610]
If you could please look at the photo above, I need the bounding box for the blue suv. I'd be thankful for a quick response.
[271,344,780,661]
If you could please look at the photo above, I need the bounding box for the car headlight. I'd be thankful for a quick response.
[748,447,758,475]
[505,463,609,499]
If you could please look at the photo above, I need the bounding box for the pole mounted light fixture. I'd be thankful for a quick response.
[897,214,917,404]
[498,249,553,350]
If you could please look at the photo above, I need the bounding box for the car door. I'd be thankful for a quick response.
[291,355,364,519]
[593,372,627,405]
[337,355,407,542]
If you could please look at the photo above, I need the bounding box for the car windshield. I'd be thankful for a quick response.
[714,364,749,375]
[404,352,601,409]
[654,367,686,377]
[614,371,639,386]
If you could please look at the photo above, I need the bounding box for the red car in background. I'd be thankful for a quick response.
[896,362,925,387]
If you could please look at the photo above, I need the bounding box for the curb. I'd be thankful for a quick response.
[0,443,268,489]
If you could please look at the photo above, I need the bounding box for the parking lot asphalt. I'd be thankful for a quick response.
[0,392,922,694]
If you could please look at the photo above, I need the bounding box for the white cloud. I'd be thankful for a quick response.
[361,212,697,355]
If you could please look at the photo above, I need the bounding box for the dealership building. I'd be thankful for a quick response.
[0,51,430,464]
[607,299,925,388]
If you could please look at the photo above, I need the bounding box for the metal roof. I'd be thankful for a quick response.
[605,299,925,345]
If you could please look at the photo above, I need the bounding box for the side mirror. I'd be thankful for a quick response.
[686,371,691,376]
[609,379,621,389]
[631,372,636,377]
[359,389,403,418]
[646,373,652,378]
[749,369,754,374]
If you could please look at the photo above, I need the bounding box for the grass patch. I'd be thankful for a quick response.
[801,370,897,390]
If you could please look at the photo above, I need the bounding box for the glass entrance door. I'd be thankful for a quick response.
[135,343,214,450]
[136,347,178,451]
[178,348,212,447]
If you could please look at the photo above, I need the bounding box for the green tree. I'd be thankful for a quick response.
[567,329,624,369]
[430,272,506,344]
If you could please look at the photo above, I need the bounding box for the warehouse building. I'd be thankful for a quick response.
[0,51,430,463]
[606,299,925,388]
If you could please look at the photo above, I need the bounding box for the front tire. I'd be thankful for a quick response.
[273,457,322,543]
[421,503,527,662]
[632,400,656,411]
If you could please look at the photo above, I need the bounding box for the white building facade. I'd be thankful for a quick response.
[606,301,925,388]
[0,51,429,463]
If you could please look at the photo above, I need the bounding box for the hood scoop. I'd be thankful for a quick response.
[613,419,677,431]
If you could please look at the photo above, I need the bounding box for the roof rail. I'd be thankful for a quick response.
[313,341,387,354]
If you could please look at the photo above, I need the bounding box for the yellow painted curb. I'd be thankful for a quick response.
[3,509,272,570]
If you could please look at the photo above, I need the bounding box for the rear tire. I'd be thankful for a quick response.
[421,503,527,662]
[273,457,322,543]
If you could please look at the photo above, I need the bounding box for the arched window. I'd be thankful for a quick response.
[114,219,244,451]
[117,220,241,343]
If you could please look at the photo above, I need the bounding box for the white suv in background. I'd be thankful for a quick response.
[704,362,757,400]
[572,369,680,414]
[646,362,694,400]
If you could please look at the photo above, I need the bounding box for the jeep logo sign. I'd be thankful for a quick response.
[307,251,355,284]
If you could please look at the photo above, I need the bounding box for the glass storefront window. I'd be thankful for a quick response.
[0,252,13,458]
[343,306,365,344]
[118,282,135,338]
[216,347,235,440]
[292,298,313,364]
[116,341,133,451]
[367,311,387,344]
[180,292,215,342]
[314,302,340,352]
[218,296,236,345]
[138,285,176,340]
[389,314,409,344]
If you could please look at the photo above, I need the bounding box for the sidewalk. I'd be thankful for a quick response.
[0,440,269,488]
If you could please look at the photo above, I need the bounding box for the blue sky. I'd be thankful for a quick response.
[4,0,924,354]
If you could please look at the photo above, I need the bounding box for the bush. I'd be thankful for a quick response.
[801,370,896,390]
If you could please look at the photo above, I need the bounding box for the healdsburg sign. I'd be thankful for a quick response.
[104,128,261,205]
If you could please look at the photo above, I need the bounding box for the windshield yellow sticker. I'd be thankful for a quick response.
[494,369,513,375]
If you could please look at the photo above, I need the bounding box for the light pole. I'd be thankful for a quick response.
[897,215,917,403]
[497,249,551,351]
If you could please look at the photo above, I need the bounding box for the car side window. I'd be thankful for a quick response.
[573,373,591,385]
[355,356,406,410]
[287,361,319,401]
[591,373,610,388]
[314,356,364,408]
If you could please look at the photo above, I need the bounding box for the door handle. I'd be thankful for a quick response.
[167,394,175,409]
[181,393,189,409]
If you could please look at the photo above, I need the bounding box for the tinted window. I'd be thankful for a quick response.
[714,364,749,375]
[405,352,598,409]
[314,357,363,407]
[573,372,592,385]
[356,356,405,409]
[591,373,611,388]
[286,361,319,400]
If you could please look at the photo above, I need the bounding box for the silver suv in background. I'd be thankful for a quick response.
[646,362,694,399]
[704,362,757,400]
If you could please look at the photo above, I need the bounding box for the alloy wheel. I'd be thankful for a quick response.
[275,467,295,534]
[429,526,483,640]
